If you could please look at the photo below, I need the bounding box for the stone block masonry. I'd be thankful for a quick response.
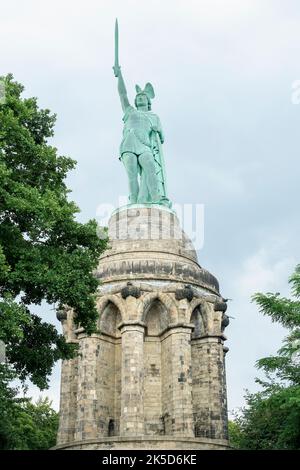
[55,206,230,450]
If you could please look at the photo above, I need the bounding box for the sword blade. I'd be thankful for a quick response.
[114,18,119,68]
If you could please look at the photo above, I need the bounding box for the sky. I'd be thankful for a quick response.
[1,0,300,415]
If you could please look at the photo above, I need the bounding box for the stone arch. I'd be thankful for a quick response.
[97,295,126,319]
[141,292,178,436]
[97,295,125,337]
[190,307,205,339]
[189,299,212,337]
[138,292,178,325]
[144,299,169,336]
[189,298,204,320]
[94,295,123,437]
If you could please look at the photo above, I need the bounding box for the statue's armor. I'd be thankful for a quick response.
[120,106,162,157]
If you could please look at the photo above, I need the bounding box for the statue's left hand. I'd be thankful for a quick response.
[152,126,164,144]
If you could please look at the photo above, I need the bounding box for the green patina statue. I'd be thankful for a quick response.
[113,19,171,207]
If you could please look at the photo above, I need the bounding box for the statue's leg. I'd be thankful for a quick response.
[137,170,150,203]
[138,151,160,203]
[121,152,139,203]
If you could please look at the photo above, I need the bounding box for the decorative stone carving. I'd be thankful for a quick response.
[120,281,141,299]
[214,300,228,313]
[56,309,67,322]
[175,284,194,302]
[221,314,230,332]
[214,300,230,332]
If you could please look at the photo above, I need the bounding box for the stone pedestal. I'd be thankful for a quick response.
[55,205,230,450]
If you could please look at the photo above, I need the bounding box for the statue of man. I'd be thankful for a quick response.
[113,66,170,206]
[113,21,171,207]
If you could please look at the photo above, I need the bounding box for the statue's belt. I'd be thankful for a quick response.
[123,128,152,147]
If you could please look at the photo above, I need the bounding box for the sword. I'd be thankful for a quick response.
[113,18,120,77]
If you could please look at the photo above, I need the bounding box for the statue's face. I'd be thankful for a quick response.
[135,93,149,109]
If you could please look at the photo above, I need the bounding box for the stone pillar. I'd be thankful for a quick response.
[222,346,229,440]
[56,311,78,446]
[120,322,145,436]
[57,356,78,445]
[191,336,228,440]
[168,325,194,437]
[74,335,101,441]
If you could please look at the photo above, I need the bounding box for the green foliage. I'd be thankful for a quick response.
[252,265,300,387]
[231,387,300,450]
[228,420,243,449]
[0,365,58,449]
[231,265,300,449]
[0,74,107,388]
[6,313,77,389]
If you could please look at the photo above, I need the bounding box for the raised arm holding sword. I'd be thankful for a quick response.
[113,19,171,207]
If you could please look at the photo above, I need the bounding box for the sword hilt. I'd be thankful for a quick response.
[113,64,121,77]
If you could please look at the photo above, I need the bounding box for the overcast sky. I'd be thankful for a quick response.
[1,0,300,415]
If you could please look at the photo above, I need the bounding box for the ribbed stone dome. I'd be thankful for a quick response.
[96,205,219,294]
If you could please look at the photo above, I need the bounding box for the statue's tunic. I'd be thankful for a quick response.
[120,106,163,157]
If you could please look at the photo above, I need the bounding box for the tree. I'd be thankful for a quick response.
[230,265,300,449]
[0,364,58,449]
[231,387,300,450]
[228,420,243,449]
[0,74,107,388]
[253,265,300,388]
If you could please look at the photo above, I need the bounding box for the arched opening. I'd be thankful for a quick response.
[144,298,169,335]
[190,306,205,339]
[99,301,122,338]
[190,304,207,438]
[108,419,115,437]
[97,301,122,436]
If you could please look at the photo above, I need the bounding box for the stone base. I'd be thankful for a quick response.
[52,436,229,450]
[56,205,230,449]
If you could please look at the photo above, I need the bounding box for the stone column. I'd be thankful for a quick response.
[74,335,101,441]
[119,322,145,436]
[222,346,229,440]
[191,336,228,440]
[57,356,78,445]
[168,325,194,437]
[56,311,78,445]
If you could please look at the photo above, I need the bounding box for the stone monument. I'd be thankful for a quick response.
[54,20,230,450]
